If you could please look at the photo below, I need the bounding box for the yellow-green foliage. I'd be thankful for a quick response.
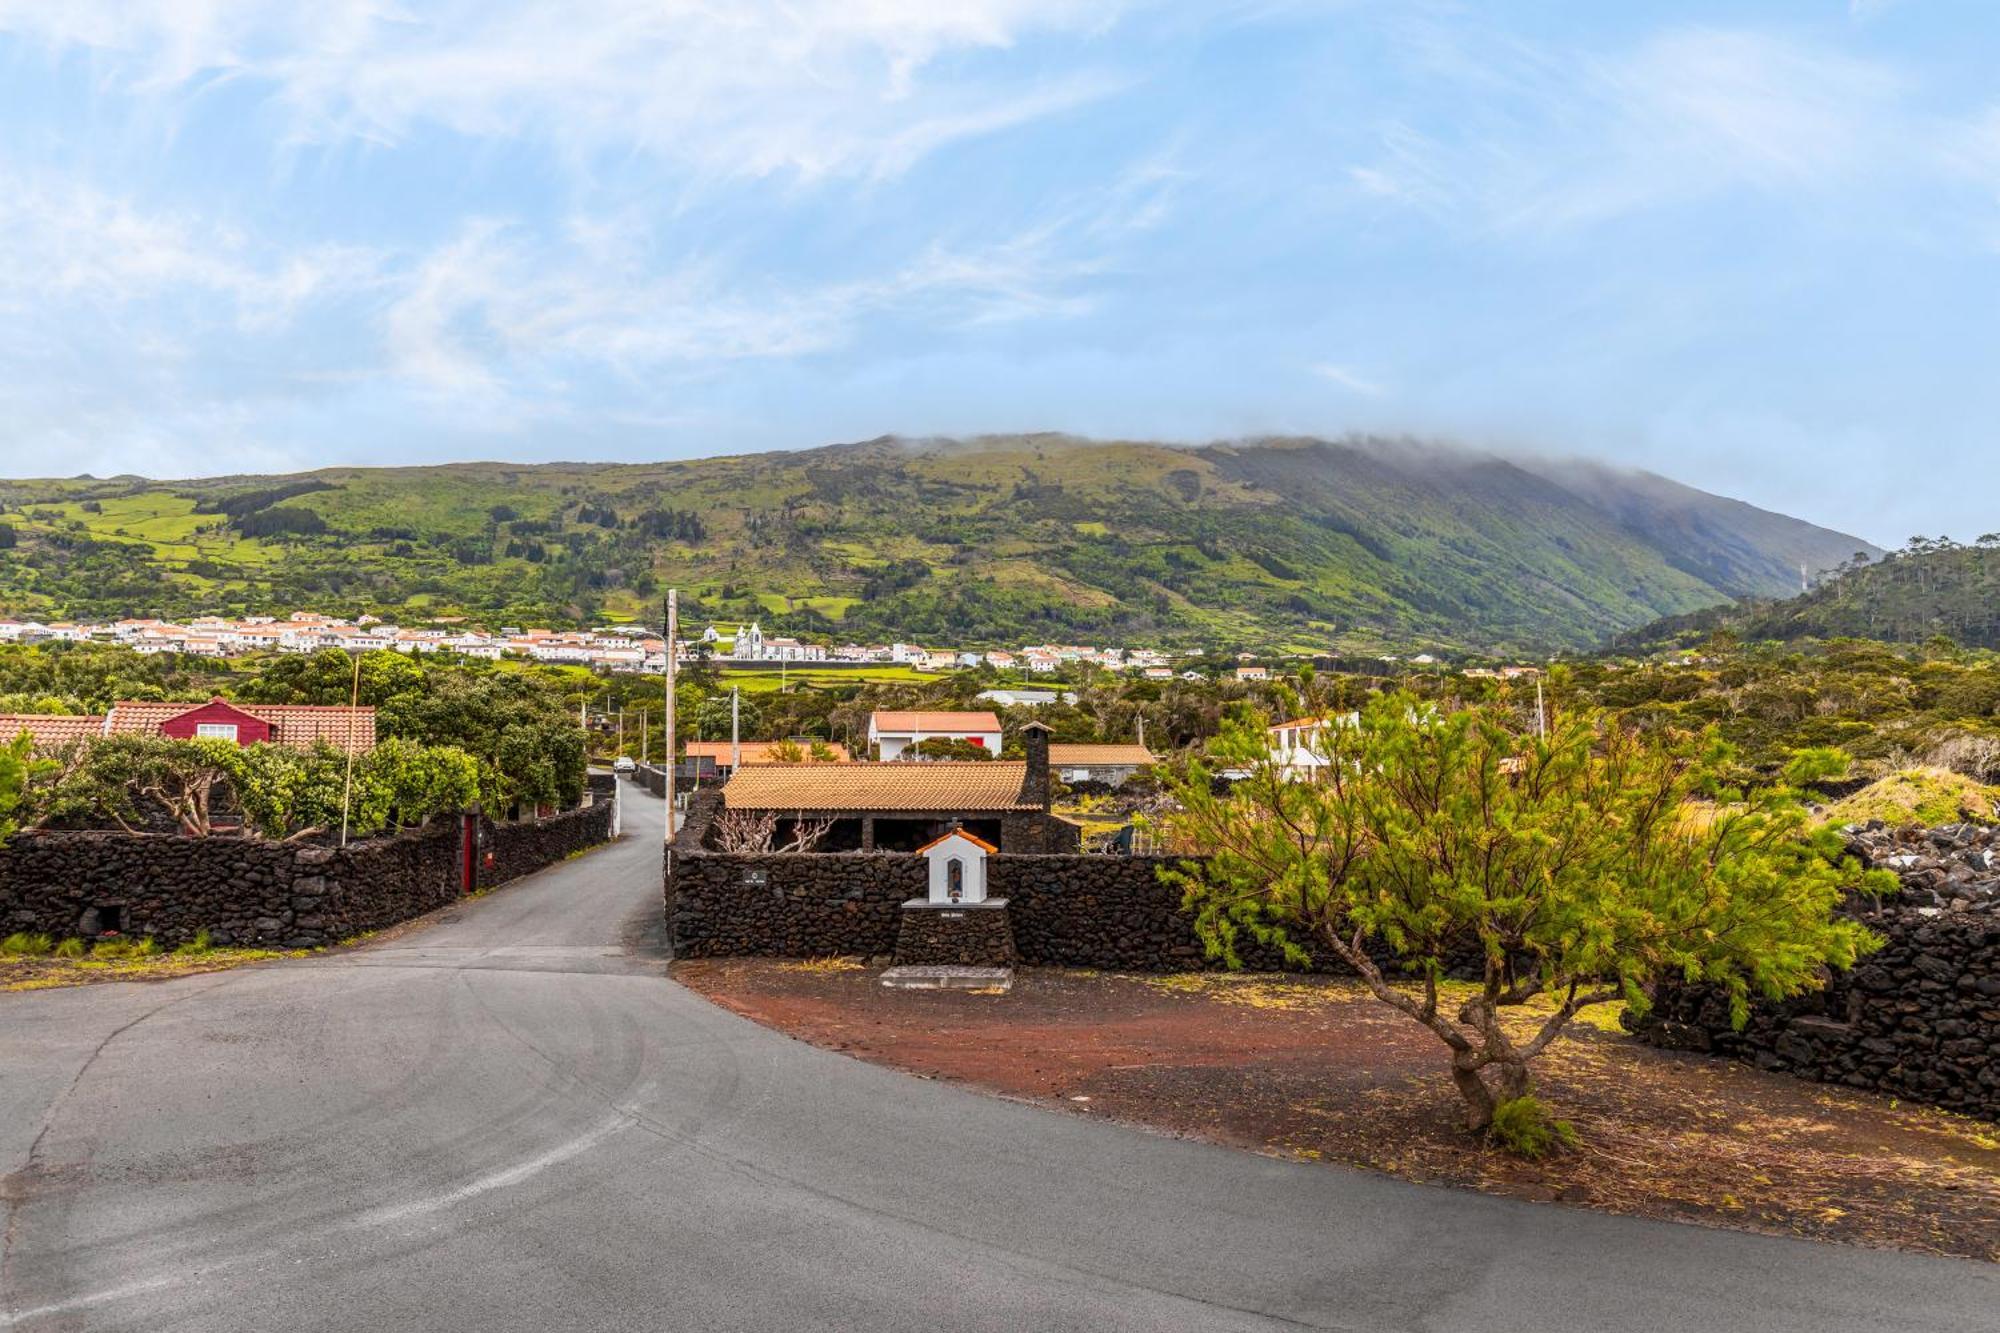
[1822,768,2000,827]
[1489,1096,1578,1158]
[1,932,53,956]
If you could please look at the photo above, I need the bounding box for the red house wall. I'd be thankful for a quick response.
[157,700,272,746]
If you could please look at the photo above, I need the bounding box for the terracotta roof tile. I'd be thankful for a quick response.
[869,710,1002,734]
[1048,743,1156,766]
[721,761,1032,812]
[686,740,851,764]
[0,714,106,750]
[106,700,376,752]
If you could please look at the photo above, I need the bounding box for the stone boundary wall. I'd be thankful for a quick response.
[0,822,462,950]
[1632,901,1998,1120]
[2,801,616,951]
[477,801,615,891]
[666,785,1493,974]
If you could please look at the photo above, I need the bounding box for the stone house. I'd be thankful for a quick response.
[701,722,1075,854]
[1048,742,1156,787]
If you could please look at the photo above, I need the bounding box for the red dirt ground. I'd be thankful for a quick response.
[676,960,2000,1262]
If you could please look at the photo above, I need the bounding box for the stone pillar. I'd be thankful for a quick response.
[861,816,876,851]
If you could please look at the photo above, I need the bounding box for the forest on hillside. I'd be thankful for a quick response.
[1621,537,2000,651]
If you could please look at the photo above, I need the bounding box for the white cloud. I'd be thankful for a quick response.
[0,170,377,328]
[0,0,1131,182]
[1308,362,1385,396]
[381,213,1106,398]
[1351,26,1906,232]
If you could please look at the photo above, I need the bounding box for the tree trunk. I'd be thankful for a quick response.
[1450,1056,1497,1131]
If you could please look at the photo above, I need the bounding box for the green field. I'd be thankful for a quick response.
[718,664,930,693]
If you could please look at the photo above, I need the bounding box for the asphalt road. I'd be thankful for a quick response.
[2,789,1993,1332]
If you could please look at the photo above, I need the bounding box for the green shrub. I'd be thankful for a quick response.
[1,931,53,956]
[52,937,86,958]
[1489,1096,1578,1159]
[175,929,214,957]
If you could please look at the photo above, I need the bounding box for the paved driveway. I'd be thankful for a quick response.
[2,790,1992,1331]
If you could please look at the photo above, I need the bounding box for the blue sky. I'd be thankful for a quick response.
[0,1,1993,546]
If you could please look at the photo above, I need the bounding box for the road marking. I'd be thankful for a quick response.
[350,1117,630,1228]
[2,1274,177,1327]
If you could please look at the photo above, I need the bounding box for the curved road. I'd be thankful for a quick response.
[2,790,1992,1332]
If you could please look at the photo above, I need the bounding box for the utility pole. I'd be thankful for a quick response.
[640,709,648,765]
[338,650,362,848]
[1535,674,1547,740]
[617,707,624,760]
[730,685,741,771]
[664,589,678,844]
[1136,715,1146,750]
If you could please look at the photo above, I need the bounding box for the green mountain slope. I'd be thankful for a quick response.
[0,434,1875,651]
[1619,539,2000,651]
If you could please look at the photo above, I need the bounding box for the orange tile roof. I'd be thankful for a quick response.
[1048,743,1157,767]
[106,700,376,752]
[870,710,1002,734]
[721,761,1033,812]
[0,713,106,751]
[915,829,999,854]
[686,740,851,764]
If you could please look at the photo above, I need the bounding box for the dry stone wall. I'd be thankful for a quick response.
[893,902,1017,967]
[477,802,615,890]
[1633,821,2000,1121]
[1,800,615,951]
[0,822,462,949]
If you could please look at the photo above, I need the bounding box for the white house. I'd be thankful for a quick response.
[917,829,995,904]
[1267,713,1359,779]
[868,710,1004,761]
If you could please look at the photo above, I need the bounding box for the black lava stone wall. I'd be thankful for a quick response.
[894,902,1017,967]
[0,821,462,950]
[477,802,615,890]
[2,800,615,952]
[1632,901,1998,1120]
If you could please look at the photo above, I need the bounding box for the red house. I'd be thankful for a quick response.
[2,697,376,755]
[153,698,274,746]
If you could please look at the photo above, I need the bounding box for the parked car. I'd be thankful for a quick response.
[613,756,637,774]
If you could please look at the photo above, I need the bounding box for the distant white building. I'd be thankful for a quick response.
[868,710,1004,761]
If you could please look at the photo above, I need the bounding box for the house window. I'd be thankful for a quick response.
[195,722,239,741]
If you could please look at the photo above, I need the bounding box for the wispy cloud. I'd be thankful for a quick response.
[1308,362,1386,397]
[1351,25,1906,232]
[0,0,1131,182]
[381,212,1108,400]
[0,169,378,328]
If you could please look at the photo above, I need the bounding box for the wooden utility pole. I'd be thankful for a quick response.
[730,685,740,771]
[640,709,648,765]
[338,650,362,848]
[664,589,678,844]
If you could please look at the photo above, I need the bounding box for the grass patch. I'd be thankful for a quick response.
[1821,768,2000,826]
[0,935,303,990]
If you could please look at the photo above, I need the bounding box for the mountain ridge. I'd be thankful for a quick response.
[0,434,1876,652]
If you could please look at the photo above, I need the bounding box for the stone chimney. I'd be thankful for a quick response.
[1019,721,1052,811]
